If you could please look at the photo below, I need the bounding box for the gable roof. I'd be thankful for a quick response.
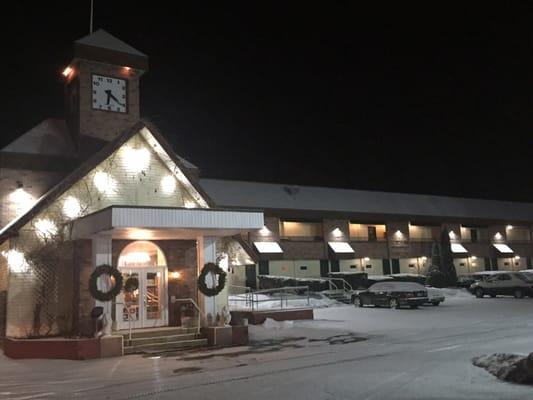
[75,29,146,57]
[74,29,148,71]
[1,119,75,156]
[0,120,214,243]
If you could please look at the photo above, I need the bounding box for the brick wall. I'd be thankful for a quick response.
[74,60,140,142]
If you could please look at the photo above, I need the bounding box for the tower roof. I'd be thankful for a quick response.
[74,29,148,71]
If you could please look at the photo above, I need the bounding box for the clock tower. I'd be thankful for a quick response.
[65,29,149,147]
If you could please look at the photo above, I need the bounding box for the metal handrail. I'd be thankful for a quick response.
[171,297,204,335]
[115,301,136,343]
[229,285,310,311]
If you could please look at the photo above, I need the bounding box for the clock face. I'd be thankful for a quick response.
[92,74,127,113]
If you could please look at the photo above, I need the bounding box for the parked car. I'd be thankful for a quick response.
[469,272,533,298]
[353,281,428,309]
[425,288,445,306]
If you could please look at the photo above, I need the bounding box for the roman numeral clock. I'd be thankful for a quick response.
[92,74,127,113]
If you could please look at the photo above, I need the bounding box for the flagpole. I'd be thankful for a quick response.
[90,0,94,33]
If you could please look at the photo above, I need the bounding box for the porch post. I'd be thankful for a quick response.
[91,233,113,335]
[198,236,217,323]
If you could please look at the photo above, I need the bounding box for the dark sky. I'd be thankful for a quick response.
[2,3,533,202]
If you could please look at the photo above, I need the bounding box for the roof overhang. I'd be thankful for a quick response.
[328,241,355,253]
[493,243,514,254]
[451,243,469,253]
[71,206,264,240]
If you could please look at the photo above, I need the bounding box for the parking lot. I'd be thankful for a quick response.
[1,290,533,399]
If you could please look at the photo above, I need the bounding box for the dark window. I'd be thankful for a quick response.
[320,260,329,277]
[258,260,269,275]
[504,262,510,266]
[366,264,372,269]
[515,262,520,266]
[382,259,391,275]
[300,266,307,271]
[330,260,340,272]
[350,265,357,269]
[391,259,400,274]
[470,229,478,243]
[460,263,465,267]
[408,264,415,268]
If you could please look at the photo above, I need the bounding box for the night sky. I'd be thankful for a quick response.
[2,3,533,202]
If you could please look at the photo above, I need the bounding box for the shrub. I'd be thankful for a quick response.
[426,270,448,288]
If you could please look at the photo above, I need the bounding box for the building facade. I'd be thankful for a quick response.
[1,30,533,351]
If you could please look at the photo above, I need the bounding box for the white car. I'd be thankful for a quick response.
[426,288,445,306]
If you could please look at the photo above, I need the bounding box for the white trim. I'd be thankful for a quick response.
[71,206,264,239]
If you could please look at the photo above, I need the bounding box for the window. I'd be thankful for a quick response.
[366,264,372,269]
[300,266,307,271]
[349,223,386,241]
[460,263,465,267]
[281,221,322,240]
[408,264,416,268]
[350,265,357,269]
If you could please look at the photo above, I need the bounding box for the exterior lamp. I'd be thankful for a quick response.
[34,218,58,240]
[332,228,343,238]
[169,271,181,280]
[62,66,73,77]
[161,175,177,194]
[494,232,503,241]
[1,249,29,273]
[63,196,82,219]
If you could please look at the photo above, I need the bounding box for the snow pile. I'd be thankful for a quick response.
[261,318,294,330]
[473,353,533,384]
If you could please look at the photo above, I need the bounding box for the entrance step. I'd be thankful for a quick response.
[124,333,198,347]
[118,327,198,340]
[322,290,352,304]
[118,327,207,355]
[124,338,208,355]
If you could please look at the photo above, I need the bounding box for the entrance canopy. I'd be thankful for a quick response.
[72,205,264,240]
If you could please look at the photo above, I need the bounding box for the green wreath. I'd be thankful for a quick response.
[89,264,123,302]
[198,262,227,297]
[124,276,139,293]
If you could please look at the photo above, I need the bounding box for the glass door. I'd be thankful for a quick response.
[142,268,166,328]
[117,267,167,330]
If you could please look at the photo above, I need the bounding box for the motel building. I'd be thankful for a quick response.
[2,30,533,358]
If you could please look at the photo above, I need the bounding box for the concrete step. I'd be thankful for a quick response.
[118,327,198,340]
[124,333,198,347]
[124,338,208,355]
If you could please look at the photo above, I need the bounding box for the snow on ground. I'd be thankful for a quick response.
[2,291,533,399]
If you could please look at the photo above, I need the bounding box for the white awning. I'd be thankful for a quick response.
[71,206,264,239]
[328,241,355,253]
[451,243,468,253]
[254,241,283,253]
[493,243,514,253]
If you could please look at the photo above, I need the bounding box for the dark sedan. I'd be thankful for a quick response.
[354,282,428,309]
